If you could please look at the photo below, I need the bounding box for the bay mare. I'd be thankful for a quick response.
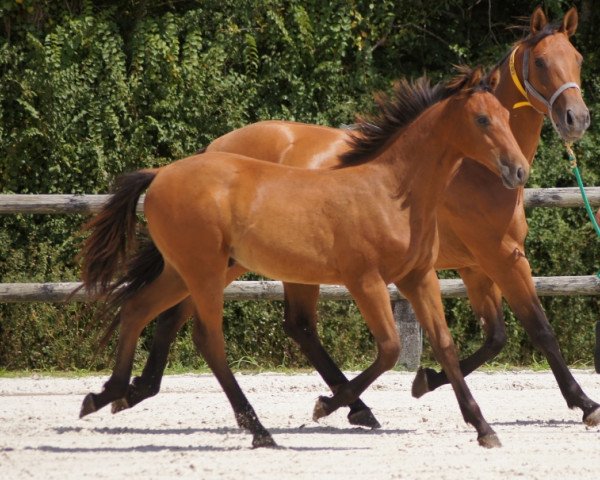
[79,68,528,447]
[110,7,600,430]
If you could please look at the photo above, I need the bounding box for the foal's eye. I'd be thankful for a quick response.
[476,115,490,127]
[534,57,545,68]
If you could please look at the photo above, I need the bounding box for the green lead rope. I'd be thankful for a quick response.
[565,143,600,279]
[566,143,600,373]
[565,143,600,237]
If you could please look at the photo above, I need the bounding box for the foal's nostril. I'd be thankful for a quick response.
[516,167,525,183]
[566,109,575,127]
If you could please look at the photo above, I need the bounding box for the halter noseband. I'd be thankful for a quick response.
[508,45,580,130]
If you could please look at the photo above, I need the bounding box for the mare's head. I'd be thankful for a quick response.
[514,7,588,141]
[444,67,529,189]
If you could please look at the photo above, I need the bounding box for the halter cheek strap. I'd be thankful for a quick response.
[508,45,581,131]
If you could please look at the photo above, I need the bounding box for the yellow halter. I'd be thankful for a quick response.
[508,47,534,110]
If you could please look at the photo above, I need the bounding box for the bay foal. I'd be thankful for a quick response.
[80,68,528,448]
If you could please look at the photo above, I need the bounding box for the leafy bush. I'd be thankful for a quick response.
[1,0,600,370]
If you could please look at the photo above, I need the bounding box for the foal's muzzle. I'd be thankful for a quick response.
[499,158,529,189]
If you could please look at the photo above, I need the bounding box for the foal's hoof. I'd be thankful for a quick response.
[252,433,277,449]
[80,393,97,418]
[111,398,130,414]
[583,406,600,427]
[348,408,382,429]
[411,367,432,399]
[478,433,502,449]
[313,396,333,421]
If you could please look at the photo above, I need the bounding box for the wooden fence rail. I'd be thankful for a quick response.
[2,190,600,370]
[2,276,600,303]
[1,187,600,214]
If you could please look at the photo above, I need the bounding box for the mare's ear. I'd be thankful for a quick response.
[530,6,548,34]
[487,68,501,93]
[560,7,578,37]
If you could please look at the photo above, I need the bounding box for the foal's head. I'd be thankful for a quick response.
[444,67,529,189]
[516,7,588,141]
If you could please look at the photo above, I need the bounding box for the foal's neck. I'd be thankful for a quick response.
[374,103,463,215]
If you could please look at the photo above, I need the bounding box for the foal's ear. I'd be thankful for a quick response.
[530,6,548,34]
[486,68,501,93]
[466,66,484,89]
[560,7,578,37]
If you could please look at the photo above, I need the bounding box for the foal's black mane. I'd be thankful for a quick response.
[339,68,490,168]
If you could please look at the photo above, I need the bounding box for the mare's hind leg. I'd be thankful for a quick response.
[412,266,505,398]
[112,263,248,413]
[398,270,500,448]
[312,274,400,423]
[80,263,189,417]
[282,282,381,428]
[187,275,275,448]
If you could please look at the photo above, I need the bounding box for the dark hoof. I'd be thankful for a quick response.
[411,367,432,399]
[252,433,277,448]
[583,406,600,427]
[348,408,381,429]
[313,396,333,421]
[478,433,502,449]
[80,393,97,418]
[111,398,130,414]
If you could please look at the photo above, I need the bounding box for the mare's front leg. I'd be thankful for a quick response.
[312,274,400,423]
[80,264,189,417]
[399,269,500,448]
[112,262,248,413]
[282,282,381,428]
[491,253,600,426]
[412,266,505,397]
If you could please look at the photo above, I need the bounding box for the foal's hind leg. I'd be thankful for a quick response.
[80,264,189,417]
[282,282,381,428]
[111,298,195,413]
[187,276,275,448]
[412,267,505,398]
[112,263,249,413]
[399,270,500,448]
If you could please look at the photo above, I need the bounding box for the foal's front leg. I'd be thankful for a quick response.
[312,274,401,421]
[412,266,505,398]
[399,269,500,448]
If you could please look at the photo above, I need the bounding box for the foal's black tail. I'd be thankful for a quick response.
[80,169,158,297]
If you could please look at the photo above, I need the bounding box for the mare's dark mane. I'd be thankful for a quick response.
[492,22,563,77]
[339,68,489,168]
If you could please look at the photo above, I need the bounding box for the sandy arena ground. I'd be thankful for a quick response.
[1,370,600,479]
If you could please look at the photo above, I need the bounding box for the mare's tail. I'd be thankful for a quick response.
[81,169,158,297]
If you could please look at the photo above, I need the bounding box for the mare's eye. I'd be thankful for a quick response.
[534,57,545,68]
[476,115,490,127]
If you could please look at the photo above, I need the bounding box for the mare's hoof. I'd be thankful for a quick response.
[252,433,277,448]
[111,398,130,414]
[411,367,432,399]
[80,393,97,418]
[348,408,381,429]
[313,396,332,421]
[478,433,502,449]
[583,406,600,427]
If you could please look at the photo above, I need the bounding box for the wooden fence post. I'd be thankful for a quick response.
[393,299,422,371]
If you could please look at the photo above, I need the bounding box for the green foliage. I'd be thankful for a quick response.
[1,1,600,370]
